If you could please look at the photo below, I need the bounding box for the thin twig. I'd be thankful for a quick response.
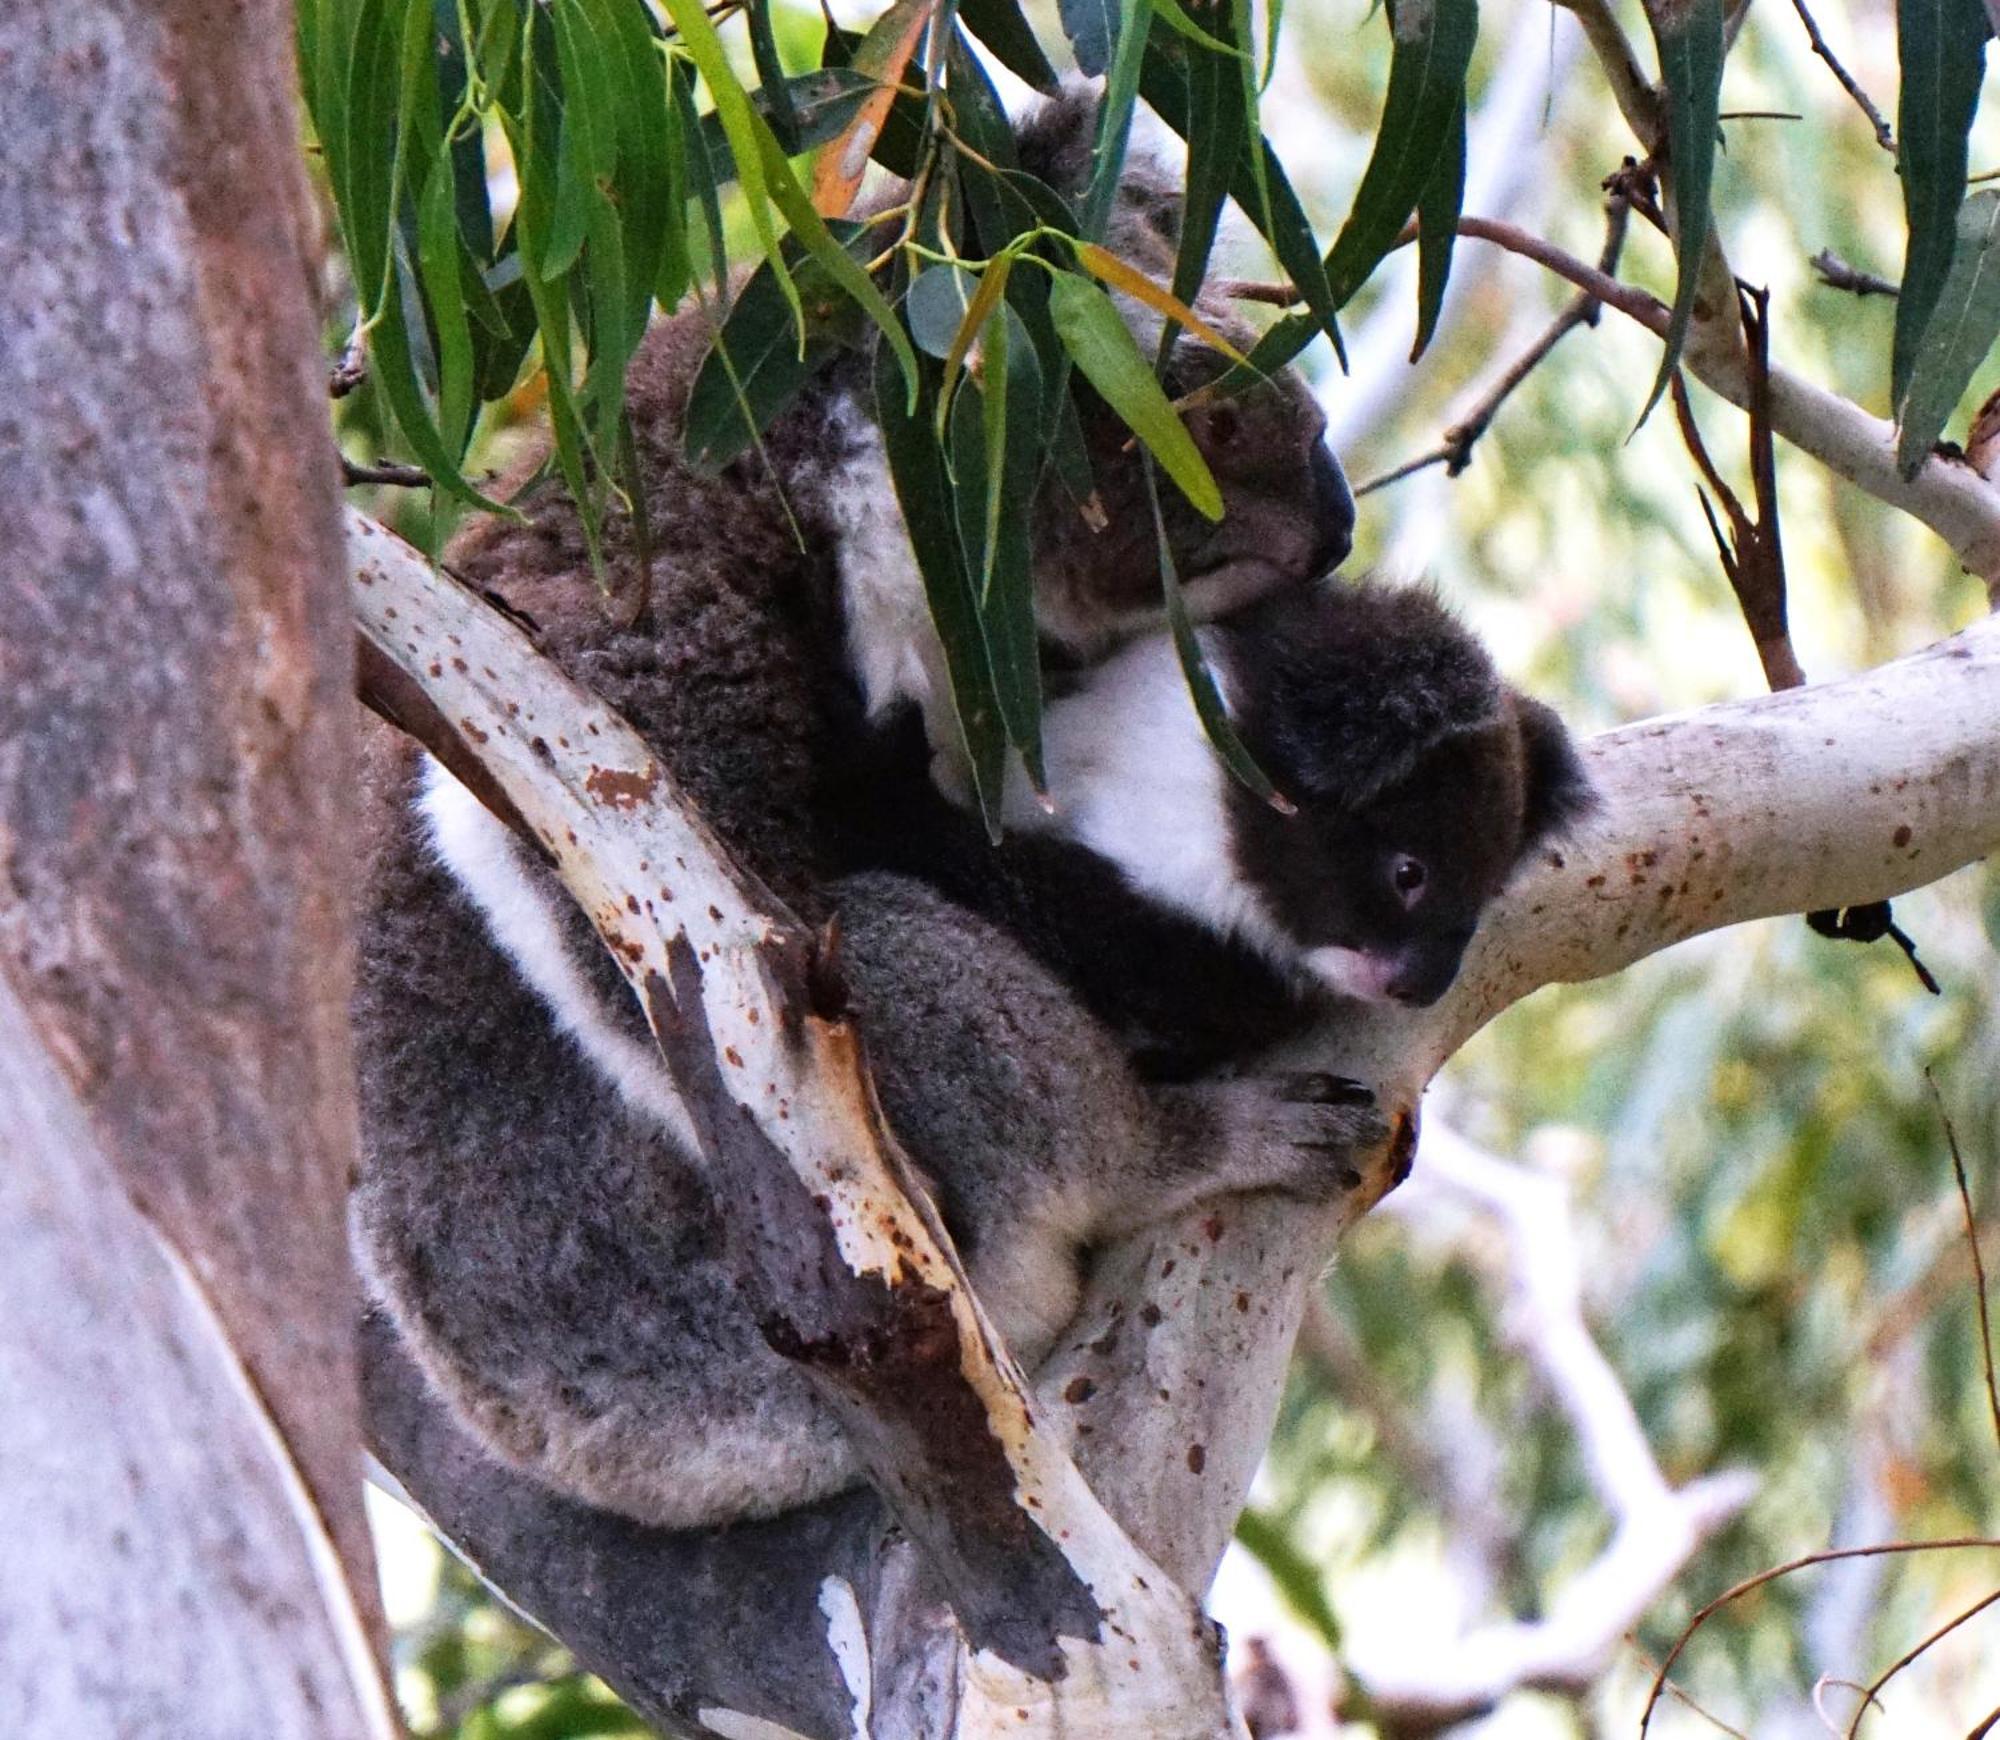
[343,456,434,489]
[1812,250,1900,299]
[1721,109,1804,122]
[1970,1702,2000,1739]
[1928,1073,2000,1460]
[1213,278,1301,307]
[1846,1586,2000,1739]
[1788,0,1897,154]
[1640,1540,2000,1735]
[1625,1640,1752,1738]
[329,338,367,400]
[1355,195,1632,496]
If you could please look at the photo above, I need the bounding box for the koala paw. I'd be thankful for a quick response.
[1174,1072,1390,1203]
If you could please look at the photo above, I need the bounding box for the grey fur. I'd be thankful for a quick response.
[352,91,1373,1529]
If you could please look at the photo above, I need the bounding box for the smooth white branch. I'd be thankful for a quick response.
[1344,1122,1757,1723]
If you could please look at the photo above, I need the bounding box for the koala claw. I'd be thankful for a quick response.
[1271,1071,1374,1108]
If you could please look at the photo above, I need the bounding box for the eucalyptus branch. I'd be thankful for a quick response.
[1550,0,1662,143]
[1449,216,2000,585]
[1812,249,1899,298]
[1355,195,1632,497]
[1787,0,1897,153]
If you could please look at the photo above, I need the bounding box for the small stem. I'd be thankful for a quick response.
[1787,0,1897,154]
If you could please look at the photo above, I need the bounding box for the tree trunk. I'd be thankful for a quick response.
[0,1,391,1731]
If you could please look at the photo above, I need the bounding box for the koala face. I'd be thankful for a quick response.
[1240,724,1540,1006]
[1214,584,1596,1008]
[1031,341,1353,656]
[1011,92,1355,656]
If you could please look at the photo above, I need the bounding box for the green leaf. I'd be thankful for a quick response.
[341,0,408,310]
[1168,0,1249,318]
[682,223,872,467]
[874,345,1010,831]
[545,0,616,277]
[957,0,1061,92]
[745,0,802,153]
[1080,0,1152,241]
[1320,0,1477,310]
[908,264,980,358]
[746,110,920,400]
[673,53,730,299]
[1638,0,1725,425]
[1059,0,1120,78]
[1893,0,1992,402]
[1141,40,1344,366]
[416,139,478,460]
[1049,270,1223,520]
[658,0,800,332]
[1147,462,1285,806]
[1896,191,2000,477]
[1411,91,1465,359]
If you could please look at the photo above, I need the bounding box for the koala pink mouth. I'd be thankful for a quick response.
[1304,945,1401,1004]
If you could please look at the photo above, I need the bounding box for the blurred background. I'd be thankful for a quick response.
[339,0,2000,1730]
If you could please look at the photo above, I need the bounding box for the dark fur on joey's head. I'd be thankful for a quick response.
[1215,580,1595,1007]
[1007,88,1355,650]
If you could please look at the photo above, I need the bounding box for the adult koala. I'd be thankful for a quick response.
[352,88,1367,1528]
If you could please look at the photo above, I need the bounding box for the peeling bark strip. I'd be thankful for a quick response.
[643,945,1104,1674]
[0,0,389,1726]
[350,511,1242,1735]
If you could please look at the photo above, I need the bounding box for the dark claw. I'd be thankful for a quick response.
[1275,1072,1374,1107]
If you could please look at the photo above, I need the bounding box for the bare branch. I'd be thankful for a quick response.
[1787,0,1897,153]
[343,455,432,489]
[1355,194,1632,496]
[1811,250,1900,298]
[1448,216,2000,585]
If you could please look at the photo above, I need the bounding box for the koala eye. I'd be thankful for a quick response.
[1390,854,1428,908]
[1204,404,1241,450]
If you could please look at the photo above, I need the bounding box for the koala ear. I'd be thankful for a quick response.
[1014,85,1100,195]
[1513,693,1596,849]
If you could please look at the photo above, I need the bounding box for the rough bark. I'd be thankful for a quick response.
[0,0,389,1728]
[349,509,2000,1738]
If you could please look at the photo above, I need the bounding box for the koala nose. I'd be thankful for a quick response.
[1307,442,1355,574]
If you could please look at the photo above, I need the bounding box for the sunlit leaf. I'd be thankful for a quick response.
[1048,269,1223,520]
[1074,240,1248,362]
[1893,0,1993,402]
[1897,191,2000,477]
[812,0,933,217]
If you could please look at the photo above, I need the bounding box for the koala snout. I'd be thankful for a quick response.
[1308,443,1355,575]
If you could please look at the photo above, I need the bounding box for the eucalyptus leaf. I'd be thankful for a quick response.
[1638,0,1725,424]
[874,345,1010,831]
[1893,0,1992,402]
[1320,0,1477,311]
[1048,269,1223,520]
[1412,92,1465,360]
[957,0,1061,91]
[1896,191,2000,478]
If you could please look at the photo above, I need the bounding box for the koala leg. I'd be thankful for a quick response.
[827,873,1385,1370]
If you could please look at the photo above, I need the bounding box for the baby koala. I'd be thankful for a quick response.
[1009,579,1593,1005]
